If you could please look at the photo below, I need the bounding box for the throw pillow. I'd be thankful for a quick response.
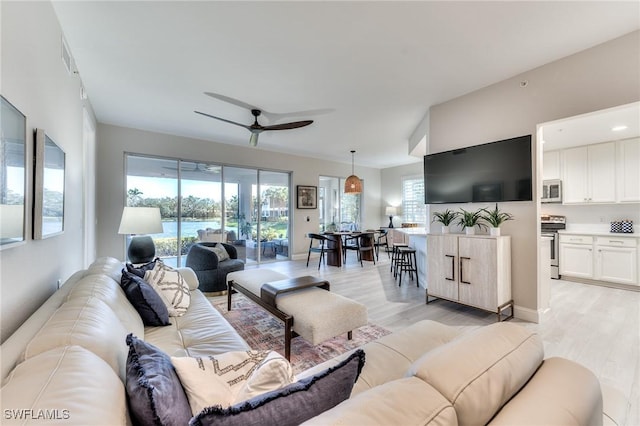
[144,259,191,317]
[120,270,170,326]
[204,244,230,262]
[189,349,366,426]
[126,259,157,278]
[171,351,294,415]
[125,334,192,426]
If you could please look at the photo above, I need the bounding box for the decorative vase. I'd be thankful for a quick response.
[442,225,450,234]
[465,227,475,235]
[490,227,501,236]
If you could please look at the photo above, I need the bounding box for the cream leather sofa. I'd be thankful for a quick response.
[0,257,619,425]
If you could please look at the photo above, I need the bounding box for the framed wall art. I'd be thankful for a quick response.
[296,185,317,209]
[33,128,65,239]
[0,96,27,248]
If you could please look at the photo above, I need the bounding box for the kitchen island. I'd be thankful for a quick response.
[393,227,428,288]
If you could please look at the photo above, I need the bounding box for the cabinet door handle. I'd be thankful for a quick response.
[460,256,471,284]
[608,240,624,244]
[445,255,455,281]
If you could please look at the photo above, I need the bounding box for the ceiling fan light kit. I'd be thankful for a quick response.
[344,150,362,194]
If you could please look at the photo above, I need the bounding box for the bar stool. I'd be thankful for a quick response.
[396,246,418,287]
[390,242,408,277]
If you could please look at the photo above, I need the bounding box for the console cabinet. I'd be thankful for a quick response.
[427,234,512,320]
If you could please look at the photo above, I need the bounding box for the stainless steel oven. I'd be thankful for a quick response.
[541,215,566,279]
[542,180,562,203]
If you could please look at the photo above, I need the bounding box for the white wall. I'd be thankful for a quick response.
[95,124,382,260]
[428,31,640,320]
[0,2,95,342]
[380,161,424,227]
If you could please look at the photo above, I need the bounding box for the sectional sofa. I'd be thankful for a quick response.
[0,257,619,425]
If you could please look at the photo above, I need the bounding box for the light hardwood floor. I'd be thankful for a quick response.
[248,252,640,425]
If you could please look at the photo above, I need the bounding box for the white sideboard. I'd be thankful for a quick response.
[426,234,512,320]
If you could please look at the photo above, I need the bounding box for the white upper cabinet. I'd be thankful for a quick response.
[562,142,616,204]
[617,138,640,203]
[542,150,561,180]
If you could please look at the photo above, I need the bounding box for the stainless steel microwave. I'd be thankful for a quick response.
[542,179,562,203]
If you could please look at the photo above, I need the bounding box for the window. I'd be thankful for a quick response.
[402,176,426,224]
[318,176,362,232]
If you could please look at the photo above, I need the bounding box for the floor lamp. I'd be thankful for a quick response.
[118,207,163,264]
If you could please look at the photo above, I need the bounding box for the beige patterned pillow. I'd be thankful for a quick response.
[204,244,230,262]
[144,259,191,317]
[171,351,295,415]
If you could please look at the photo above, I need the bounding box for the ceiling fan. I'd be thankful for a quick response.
[163,163,220,174]
[195,92,331,147]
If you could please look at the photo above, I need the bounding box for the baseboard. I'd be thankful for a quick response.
[291,253,307,261]
[513,305,540,323]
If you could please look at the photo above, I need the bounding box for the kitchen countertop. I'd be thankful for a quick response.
[394,227,428,236]
[558,229,640,238]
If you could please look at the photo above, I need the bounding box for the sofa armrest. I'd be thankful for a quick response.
[176,267,199,291]
[488,357,603,426]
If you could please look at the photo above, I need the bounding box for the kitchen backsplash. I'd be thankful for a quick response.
[541,203,639,228]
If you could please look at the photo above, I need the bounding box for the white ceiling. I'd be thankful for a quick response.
[52,1,640,169]
[542,102,640,151]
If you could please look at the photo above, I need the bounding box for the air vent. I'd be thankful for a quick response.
[61,37,72,74]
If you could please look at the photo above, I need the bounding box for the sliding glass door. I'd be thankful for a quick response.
[126,154,291,266]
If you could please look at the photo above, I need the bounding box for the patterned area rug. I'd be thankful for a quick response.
[209,293,390,374]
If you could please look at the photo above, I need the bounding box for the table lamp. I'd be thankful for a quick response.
[118,207,163,264]
[385,206,397,228]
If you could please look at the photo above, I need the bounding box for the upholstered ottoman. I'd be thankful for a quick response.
[227,269,368,360]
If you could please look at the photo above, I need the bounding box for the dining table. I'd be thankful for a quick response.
[323,231,376,266]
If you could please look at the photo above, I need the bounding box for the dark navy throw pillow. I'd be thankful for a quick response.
[120,269,170,326]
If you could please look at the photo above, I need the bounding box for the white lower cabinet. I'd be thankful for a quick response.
[595,237,638,285]
[560,234,638,285]
[559,235,594,279]
[427,234,512,319]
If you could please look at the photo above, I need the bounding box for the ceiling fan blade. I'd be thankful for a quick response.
[249,132,260,147]
[194,110,251,130]
[263,120,314,131]
[204,92,262,112]
[262,108,334,123]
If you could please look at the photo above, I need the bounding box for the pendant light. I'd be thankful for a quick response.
[344,150,362,194]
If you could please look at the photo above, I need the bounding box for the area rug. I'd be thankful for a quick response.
[209,294,390,374]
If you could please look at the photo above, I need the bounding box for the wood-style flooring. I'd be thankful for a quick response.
[249,253,640,425]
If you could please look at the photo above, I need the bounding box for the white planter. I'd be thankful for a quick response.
[490,227,501,236]
[465,227,475,235]
[442,225,450,234]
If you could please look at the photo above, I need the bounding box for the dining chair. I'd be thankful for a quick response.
[367,229,389,260]
[306,233,336,269]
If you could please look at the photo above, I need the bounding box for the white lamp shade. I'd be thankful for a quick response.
[385,206,398,216]
[118,207,163,235]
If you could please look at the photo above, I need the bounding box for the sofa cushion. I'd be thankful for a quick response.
[171,351,295,414]
[408,322,544,426]
[125,334,192,426]
[302,377,457,426]
[488,357,603,426]
[126,259,157,278]
[144,260,191,317]
[143,290,250,357]
[189,349,365,426]
[121,270,171,326]
[1,346,127,426]
[66,273,144,336]
[22,297,131,379]
[86,256,127,283]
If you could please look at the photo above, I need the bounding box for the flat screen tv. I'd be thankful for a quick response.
[424,135,532,204]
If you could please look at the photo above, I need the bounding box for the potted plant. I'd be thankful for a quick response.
[456,208,486,235]
[431,209,459,234]
[481,203,514,236]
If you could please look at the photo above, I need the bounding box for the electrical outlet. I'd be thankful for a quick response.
[599,217,606,223]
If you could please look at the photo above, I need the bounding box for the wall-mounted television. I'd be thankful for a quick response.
[424,135,532,204]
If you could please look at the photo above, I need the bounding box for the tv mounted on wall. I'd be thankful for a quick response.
[424,135,532,204]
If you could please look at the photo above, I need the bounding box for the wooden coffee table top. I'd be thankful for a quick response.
[260,276,330,307]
